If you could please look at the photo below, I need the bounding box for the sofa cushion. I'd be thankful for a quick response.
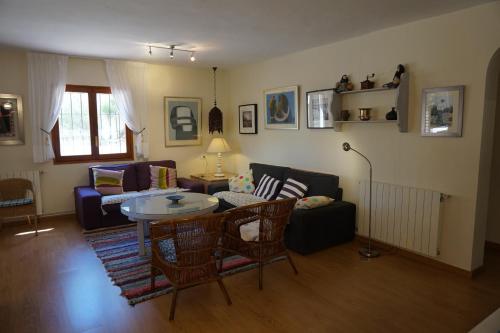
[89,164,137,192]
[295,196,334,209]
[285,168,339,198]
[135,160,176,190]
[254,174,282,200]
[150,165,168,189]
[277,178,308,200]
[228,170,255,194]
[213,191,266,207]
[249,163,289,186]
[168,168,177,188]
[93,168,124,195]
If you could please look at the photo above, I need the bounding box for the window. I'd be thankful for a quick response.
[51,85,133,163]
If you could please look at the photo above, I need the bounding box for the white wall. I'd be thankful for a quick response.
[486,75,500,245]
[0,50,230,215]
[227,2,500,271]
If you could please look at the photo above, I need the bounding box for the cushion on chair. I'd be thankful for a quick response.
[0,198,33,208]
[254,174,282,200]
[228,170,255,194]
[277,178,308,200]
[213,191,266,207]
[157,238,177,262]
[240,221,260,242]
[167,168,177,188]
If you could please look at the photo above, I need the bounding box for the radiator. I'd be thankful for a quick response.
[0,170,43,215]
[358,181,443,257]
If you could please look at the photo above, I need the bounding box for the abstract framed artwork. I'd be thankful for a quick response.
[0,94,24,145]
[264,85,299,130]
[164,97,202,146]
[239,104,258,134]
[306,88,335,129]
[421,86,464,137]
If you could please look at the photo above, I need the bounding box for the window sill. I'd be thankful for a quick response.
[52,156,135,165]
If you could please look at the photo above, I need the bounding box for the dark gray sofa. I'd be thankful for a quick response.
[209,163,356,254]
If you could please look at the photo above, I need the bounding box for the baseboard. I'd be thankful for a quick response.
[485,241,500,251]
[355,235,478,278]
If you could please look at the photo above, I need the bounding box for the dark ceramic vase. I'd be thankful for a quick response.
[386,107,397,120]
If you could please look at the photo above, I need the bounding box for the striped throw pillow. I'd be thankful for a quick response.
[277,178,308,200]
[93,168,124,195]
[254,174,282,200]
[150,165,168,189]
[167,168,177,188]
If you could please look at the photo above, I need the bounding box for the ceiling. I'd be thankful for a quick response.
[0,0,493,67]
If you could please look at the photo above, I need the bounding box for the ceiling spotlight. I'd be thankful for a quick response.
[170,46,174,59]
[148,46,152,56]
[190,52,196,62]
[147,44,197,62]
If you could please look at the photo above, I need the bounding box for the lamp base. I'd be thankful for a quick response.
[359,247,380,258]
[213,172,225,177]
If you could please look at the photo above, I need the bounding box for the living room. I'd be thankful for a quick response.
[1,0,500,332]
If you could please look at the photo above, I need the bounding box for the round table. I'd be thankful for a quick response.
[121,192,219,256]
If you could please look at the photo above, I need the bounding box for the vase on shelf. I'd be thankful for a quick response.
[385,107,397,120]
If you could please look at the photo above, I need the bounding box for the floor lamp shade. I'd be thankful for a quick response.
[207,138,231,177]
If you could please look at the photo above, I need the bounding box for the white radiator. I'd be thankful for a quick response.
[358,181,443,257]
[0,170,43,215]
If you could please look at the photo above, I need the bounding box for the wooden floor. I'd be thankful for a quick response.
[1,216,499,333]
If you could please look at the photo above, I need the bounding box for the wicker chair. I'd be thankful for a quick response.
[150,213,231,320]
[221,197,298,290]
[0,178,38,235]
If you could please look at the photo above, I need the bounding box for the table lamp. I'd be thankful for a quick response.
[207,138,231,177]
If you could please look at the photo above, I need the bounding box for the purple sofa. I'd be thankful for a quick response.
[74,160,204,230]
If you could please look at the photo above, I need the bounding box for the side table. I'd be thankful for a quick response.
[190,172,236,194]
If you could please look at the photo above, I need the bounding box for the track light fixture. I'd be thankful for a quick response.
[147,44,197,62]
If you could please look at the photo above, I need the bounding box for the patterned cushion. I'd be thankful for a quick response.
[277,178,308,200]
[158,238,177,262]
[213,191,266,207]
[0,198,33,208]
[93,168,124,195]
[168,168,177,188]
[150,165,168,189]
[295,196,334,209]
[254,174,282,200]
[228,170,255,194]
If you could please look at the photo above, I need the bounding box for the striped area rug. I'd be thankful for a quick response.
[85,225,284,305]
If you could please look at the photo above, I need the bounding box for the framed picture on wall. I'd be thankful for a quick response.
[0,94,24,145]
[164,96,202,146]
[306,88,335,129]
[421,86,464,137]
[239,104,258,134]
[264,85,299,130]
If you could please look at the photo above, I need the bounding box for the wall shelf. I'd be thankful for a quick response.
[332,73,409,132]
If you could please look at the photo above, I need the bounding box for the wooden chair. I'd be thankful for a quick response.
[221,198,298,290]
[150,213,231,320]
[0,178,38,235]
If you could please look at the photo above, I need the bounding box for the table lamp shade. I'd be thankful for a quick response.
[207,138,231,153]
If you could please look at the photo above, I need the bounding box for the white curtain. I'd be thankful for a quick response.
[105,60,148,159]
[27,52,68,163]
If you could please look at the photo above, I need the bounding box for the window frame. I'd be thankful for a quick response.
[51,85,134,164]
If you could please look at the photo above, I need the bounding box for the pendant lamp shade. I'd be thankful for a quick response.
[209,67,223,134]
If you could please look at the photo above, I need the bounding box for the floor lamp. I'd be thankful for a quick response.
[342,142,380,258]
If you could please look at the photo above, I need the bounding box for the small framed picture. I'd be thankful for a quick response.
[164,96,202,146]
[239,104,258,134]
[0,94,24,145]
[306,89,335,129]
[421,86,464,137]
[264,86,299,130]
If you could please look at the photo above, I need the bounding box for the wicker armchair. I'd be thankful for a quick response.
[150,213,231,320]
[221,197,298,290]
[0,178,38,235]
